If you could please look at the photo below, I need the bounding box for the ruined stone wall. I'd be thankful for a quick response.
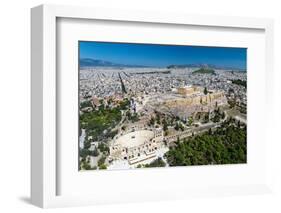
[164,91,225,108]
[109,128,164,162]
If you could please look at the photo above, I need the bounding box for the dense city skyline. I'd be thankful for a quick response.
[79,41,247,70]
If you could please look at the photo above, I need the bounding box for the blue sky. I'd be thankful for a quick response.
[79,41,247,70]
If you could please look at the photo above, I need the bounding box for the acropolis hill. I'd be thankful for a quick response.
[106,85,228,166]
[149,85,227,120]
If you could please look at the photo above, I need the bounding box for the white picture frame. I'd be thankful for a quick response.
[31,4,274,208]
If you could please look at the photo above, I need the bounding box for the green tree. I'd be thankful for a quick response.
[99,164,107,170]
[188,117,193,126]
[149,116,155,126]
[163,119,168,131]
[82,161,91,170]
[156,113,161,124]
[175,122,180,131]
[204,112,210,123]
[98,143,109,154]
[98,155,106,167]
[204,87,208,95]
[179,123,184,131]
[144,158,166,168]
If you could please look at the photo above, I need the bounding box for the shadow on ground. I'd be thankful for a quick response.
[18,196,31,205]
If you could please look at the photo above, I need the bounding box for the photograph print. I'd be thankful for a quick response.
[79,41,247,171]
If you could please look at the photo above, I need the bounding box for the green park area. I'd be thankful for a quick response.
[192,68,216,75]
[232,79,247,88]
[165,120,247,166]
[80,99,130,142]
[80,108,121,141]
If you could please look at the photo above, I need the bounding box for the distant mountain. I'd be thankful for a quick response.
[167,63,245,71]
[80,59,245,71]
[192,67,216,75]
[80,58,148,68]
